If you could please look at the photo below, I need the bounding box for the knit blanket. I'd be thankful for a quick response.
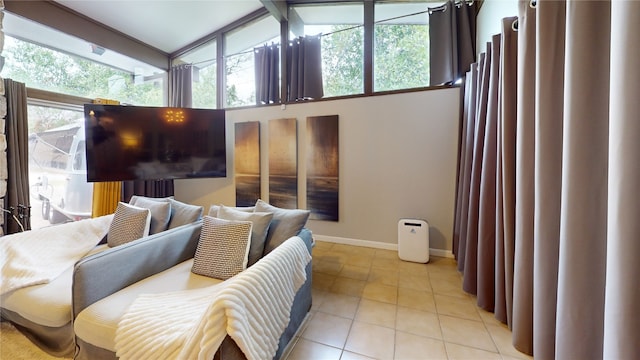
[114,236,311,360]
[0,215,113,295]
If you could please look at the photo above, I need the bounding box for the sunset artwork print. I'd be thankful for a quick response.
[268,118,298,209]
[306,115,339,221]
[234,121,261,206]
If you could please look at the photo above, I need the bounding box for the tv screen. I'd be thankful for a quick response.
[84,104,226,182]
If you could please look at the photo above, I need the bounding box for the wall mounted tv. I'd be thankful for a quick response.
[84,104,226,182]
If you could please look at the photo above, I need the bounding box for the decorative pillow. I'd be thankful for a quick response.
[217,206,273,266]
[167,199,204,229]
[107,202,151,247]
[255,199,310,255]
[129,196,172,235]
[191,216,252,280]
[207,204,255,218]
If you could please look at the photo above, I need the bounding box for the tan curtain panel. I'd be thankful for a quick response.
[454,0,640,357]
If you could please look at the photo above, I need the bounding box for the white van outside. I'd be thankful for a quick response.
[29,119,93,224]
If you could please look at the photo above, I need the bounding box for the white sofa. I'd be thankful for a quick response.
[0,197,204,356]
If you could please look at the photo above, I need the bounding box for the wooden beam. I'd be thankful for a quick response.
[260,0,288,22]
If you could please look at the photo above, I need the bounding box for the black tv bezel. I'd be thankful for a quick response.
[83,104,227,182]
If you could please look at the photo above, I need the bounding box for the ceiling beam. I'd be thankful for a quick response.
[260,0,288,21]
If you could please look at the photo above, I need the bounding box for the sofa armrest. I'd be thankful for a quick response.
[72,221,202,318]
[296,228,313,254]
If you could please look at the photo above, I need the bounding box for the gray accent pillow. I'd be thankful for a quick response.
[191,216,252,280]
[217,205,273,266]
[129,196,172,234]
[255,199,310,255]
[208,204,255,218]
[107,202,151,247]
[167,199,204,229]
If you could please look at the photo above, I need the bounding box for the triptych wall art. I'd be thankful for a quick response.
[234,115,339,221]
[234,121,261,207]
[306,115,339,221]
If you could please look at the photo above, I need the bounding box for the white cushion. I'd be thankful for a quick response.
[107,202,151,247]
[191,216,252,280]
[0,244,109,327]
[73,259,221,351]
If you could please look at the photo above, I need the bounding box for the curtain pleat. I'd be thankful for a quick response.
[254,44,280,104]
[92,181,121,217]
[555,2,610,358]
[121,179,174,203]
[533,1,566,357]
[497,16,518,327]
[511,0,536,354]
[455,0,639,357]
[287,35,323,101]
[475,34,500,311]
[603,3,640,358]
[3,79,30,234]
[454,66,478,270]
[462,49,489,295]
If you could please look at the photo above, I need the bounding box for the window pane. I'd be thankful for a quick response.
[27,105,93,229]
[175,41,218,109]
[1,13,165,106]
[290,3,364,98]
[225,16,280,108]
[374,2,431,92]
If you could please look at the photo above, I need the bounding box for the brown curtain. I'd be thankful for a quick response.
[455,0,640,357]
[168,64,193,108]
[429,0,478,85]
[254,44,280,104]
[287,35,323,101]
[3,79,31,233]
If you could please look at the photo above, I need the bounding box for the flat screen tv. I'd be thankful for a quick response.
[84,104,226,182]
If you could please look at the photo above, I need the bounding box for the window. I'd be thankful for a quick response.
[224,16,280,108]
[1,13,165,106]
[27,104,93,229]
[174,41,218,109]
[374,2,431,92]
[290,3,364,98]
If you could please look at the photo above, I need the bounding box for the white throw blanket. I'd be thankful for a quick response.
[0,215,113,295]
[115,236,311,360]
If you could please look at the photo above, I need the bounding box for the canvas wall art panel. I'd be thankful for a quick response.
[306,115,339,221]
[234,121,261,206]
[268,118,298,209]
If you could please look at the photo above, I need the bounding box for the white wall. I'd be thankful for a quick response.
[175,88,461,253]
[476,0,518,54]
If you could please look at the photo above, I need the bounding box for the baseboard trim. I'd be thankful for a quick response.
[313,234,454,259]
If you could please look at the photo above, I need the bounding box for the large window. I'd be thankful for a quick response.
[26,103,93,229]
[290,3,364,98]
[1,13,166,106]
[374,2,431,92]
[224,15,280,108]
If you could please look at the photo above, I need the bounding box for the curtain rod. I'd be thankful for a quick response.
[428,0,474,14]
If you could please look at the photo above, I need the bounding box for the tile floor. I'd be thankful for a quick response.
[282,241,533,360]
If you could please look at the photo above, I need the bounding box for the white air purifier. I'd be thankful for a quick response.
[398,219,429,263]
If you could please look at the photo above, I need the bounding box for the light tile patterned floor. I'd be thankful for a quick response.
[283,241,533,360]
